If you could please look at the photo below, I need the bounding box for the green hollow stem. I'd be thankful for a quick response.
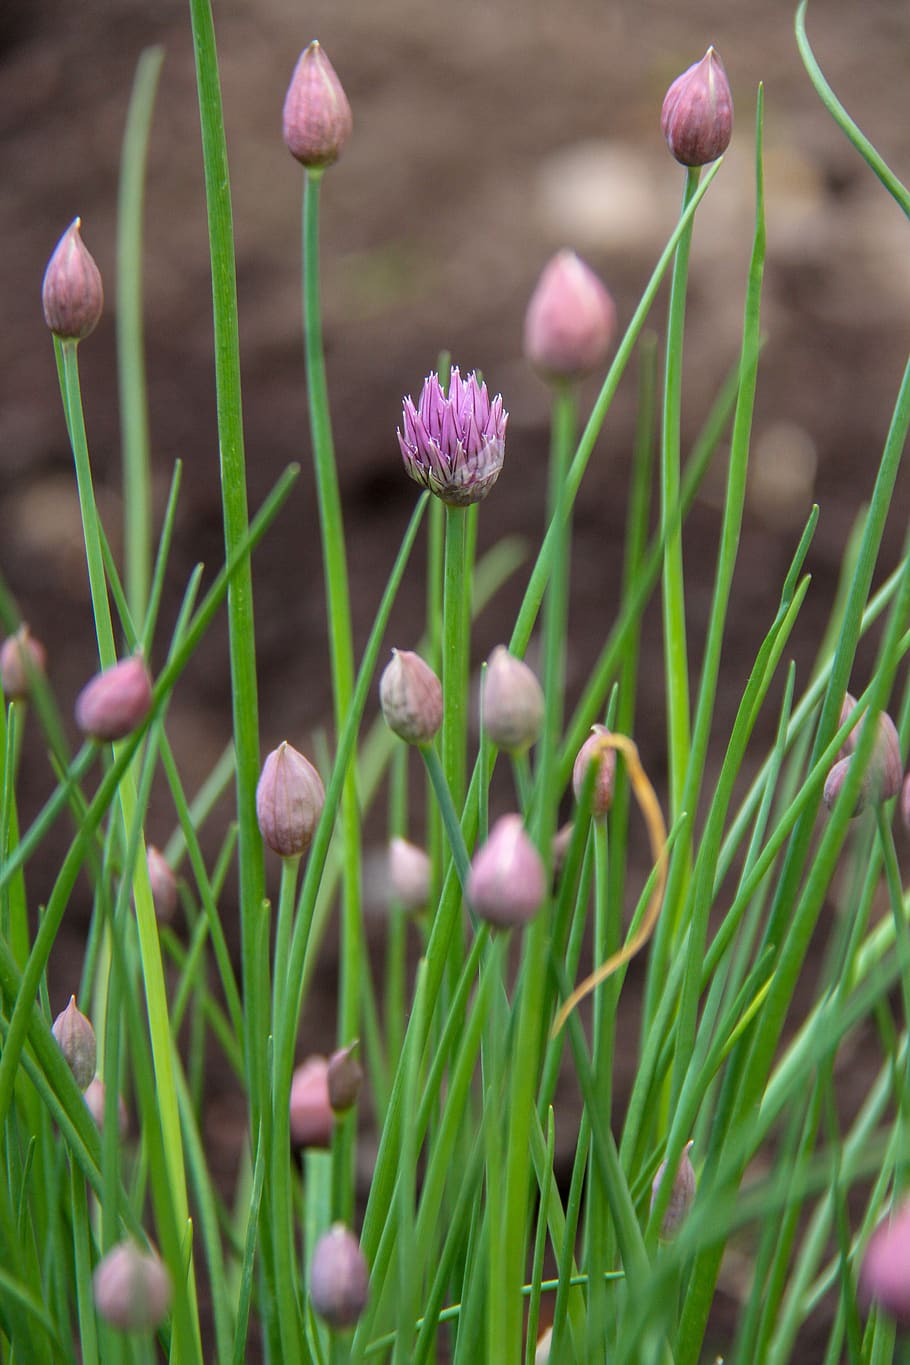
[302,169,361,1224]
[660,167,699,825]
[442,504,470,811]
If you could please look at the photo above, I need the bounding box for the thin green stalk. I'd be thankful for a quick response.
[659,167,700,822]
[302,168,361,1225]
[442,505,470,811]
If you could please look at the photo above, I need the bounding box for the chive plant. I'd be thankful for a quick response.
[2,2,910,1362]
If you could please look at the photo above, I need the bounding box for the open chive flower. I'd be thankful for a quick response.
[398,366,507,506]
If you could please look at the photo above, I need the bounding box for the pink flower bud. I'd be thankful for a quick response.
[146,845,178,923]
[256,741,326,859]
[327,1042,363,1113]
[651,1140,696,1239]
[0,625,47,701]
[551,822,574,884]
[379,650,442,745]
[661,47,733,168]
[398,368,508,507]
[283,41,353,169]
[289,1056,334,1149]
[824,710,902,817]
[572,725,617,818]
[523,250,617,381]
[310,1224,370,1328]
[388,836,432,912]
[467,814,546,929]
[42,219,104,341]
[93,1242,172,1332]
[75,656,152,741]
[482,646,545,754]
[836,691,860,760]
[52,996,96,1090]
[859,1198,910,1327]
[84,1077,129,1138]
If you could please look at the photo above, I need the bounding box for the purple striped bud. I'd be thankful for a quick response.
[42,219,104,341]
[52,996,96,1090]
[310,1224,369,1328]
[0,625,47,701]
[388,836,432,911]
[256,741,326,858]
[859,1198,910,1327]
[380,650,442,745]
[482,646,544,754]
[524,250,617,381]
[651,1141,696,1239]
[93,1242,171,1332]
[75,656,152,741]
[398,367,507,506]
[290,1056,334,1149]
[572,725,617,818]
[467,815,546,929]
[661,48,733,168]
[283,41,353,168]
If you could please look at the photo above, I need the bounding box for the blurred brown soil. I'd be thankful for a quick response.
[2,0,910,1358]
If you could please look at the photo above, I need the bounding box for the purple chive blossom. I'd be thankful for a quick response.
[397,367,507,506]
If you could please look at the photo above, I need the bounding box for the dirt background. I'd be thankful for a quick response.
[3,0,910,1358]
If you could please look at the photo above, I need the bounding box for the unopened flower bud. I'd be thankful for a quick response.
[84,1077,129,1138]
[651,1140,696,1239]
[42,219,104,341]
[523,250,617,381]
[0,625,47,701]
[52,996,96,1090]
[572,725,617,818]
[379,650,442,745]
[290,1056,334,1149]
[93,1242,172,1332]
[837,691,860,760]
[467,814,546,929]
[145,845,178,923]
[661,47,733,168]
[859,1198,910,1327]
[310,1224,370,1328]
[75,656,152,741]
[388,836,432,912]
[283,41,353,169]
[824,711,902,816]
[328,1042,363,1113]
[482,646,545,753]
[256,741,325,859]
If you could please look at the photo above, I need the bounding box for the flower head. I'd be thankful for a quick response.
[651,1141,696,1239]
[310,1224,370,1328]
[0,625,47,701]
[572,725,617,818]
[661,47,733,168]
[52,995,96,1090]
[467,815,546,929]
[289,1056,334,1149]
[482,645,544,754]
[379,649,442,745]
[398,367,507,506]
[388,836,432,911]
[859,1198,910,1327]
[75,655,152,741]
[283,41,353,168]
[93,1242,171,1332]
[256,741,326,858]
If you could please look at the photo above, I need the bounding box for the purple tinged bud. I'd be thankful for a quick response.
[824,710,902,817]
[661,47,733,168]
[0,625,47,701]
[467,814,546,929]
[256,741,326,859]
[388,836,432,911]
[289,1056,334,1149]
[572,725,617,818]
[398,367,508,506]
[42,219,104,341]
[52,996,96,1090]
[524,250,617,381]
[837,691,860,760]
[146,846,178,923]
[651,1140,696,1239]
[75,656,152,741]
[379,649,443,745]
[482,646,545,754]
[283,41,353,169]
[84,1077,129,1138]
[860,1198,910,1327]
[93,1242,172,1333]
[327,1042,363,1113]
[310,1224,370,1328]
[551,822,574,884]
